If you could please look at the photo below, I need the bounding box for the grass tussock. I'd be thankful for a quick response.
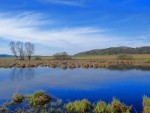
[143,96,150,113]
[29,91,52,108]
[111,98,132,113]
[0,106,9,113]
[12,94,24,104]
[65,99,91,113]
[93,101,108,113]
[93,98,132,113]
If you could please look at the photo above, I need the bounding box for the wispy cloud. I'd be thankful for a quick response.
[0,12,149,55]
[43,0,86,6]
[0,12,110,54]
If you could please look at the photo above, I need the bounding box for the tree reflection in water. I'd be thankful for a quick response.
[10,68,34,81]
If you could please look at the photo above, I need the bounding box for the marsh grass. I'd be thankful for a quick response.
[4,92,150,113]
[0,57,150,69]
[143,96,150,113]
[29,91,52,108]
[93,98,132,113]
[93,101,108,113]
[49,107,55,113]
[111,98,132,113]
[64,99,92,113]
[12,94,24,104]
[0,105,9,113]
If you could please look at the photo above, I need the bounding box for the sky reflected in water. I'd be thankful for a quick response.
[0,67,150,112]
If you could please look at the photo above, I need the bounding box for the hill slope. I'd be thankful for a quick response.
[75,46,150,56]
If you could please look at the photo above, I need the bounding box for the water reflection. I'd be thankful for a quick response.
[10,68,35,81]
[0,67,150,112]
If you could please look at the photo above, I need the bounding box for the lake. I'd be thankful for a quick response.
[0,67,150,112]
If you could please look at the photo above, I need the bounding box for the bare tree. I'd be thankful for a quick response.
[16,41,25,60]
[9,41,18,59]
[25,42,34,60]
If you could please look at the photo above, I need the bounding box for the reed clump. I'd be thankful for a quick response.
[65,99,92,113]
[0,57,150,69]
[93,101,109,113]
[12,94,24,104]
[143,96,150,113]
[111,98,132,113]
[93,98,132,113]
[29,91,52,108]
[0,106,9,113]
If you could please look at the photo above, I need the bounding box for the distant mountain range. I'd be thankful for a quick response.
[0,54,14,57]
[75,46,150,56]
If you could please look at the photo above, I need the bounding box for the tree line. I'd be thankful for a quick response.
[75,46,150,56]
[9,41,34,60]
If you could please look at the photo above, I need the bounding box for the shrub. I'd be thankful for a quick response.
[34,56,42,60]
[64,99,91,113]
[143,96,150,113]
[117,55,133,60]
[53,52,72,60]
[29,91,52,108]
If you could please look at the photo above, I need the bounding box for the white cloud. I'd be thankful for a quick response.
[43,0,86,6]
[0,12,112,54]
[0,12,149,55]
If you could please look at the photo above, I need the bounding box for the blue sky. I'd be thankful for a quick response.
[0,0,150,55]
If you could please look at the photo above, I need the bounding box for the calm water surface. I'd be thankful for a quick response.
[0,67,150,112]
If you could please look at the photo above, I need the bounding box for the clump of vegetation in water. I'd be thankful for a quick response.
[12,94,24,104]
[16,109,26,113]
[117,55,133,60]
[143,96,150,113]
[93,99,132,113]
[56,99,63,106]
[93,101,109,113]
[3,92,143,113]
[64,99,91,113]
[0,106,9,113]
[49,107,55,113]
[29,91,52,108]
[111,98,132,113]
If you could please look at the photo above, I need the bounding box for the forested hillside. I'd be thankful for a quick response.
[75,46,150,56]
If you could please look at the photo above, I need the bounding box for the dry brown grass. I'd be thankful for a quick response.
[0,54,150,69]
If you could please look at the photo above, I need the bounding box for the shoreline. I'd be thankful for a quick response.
[0,59,150,70]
